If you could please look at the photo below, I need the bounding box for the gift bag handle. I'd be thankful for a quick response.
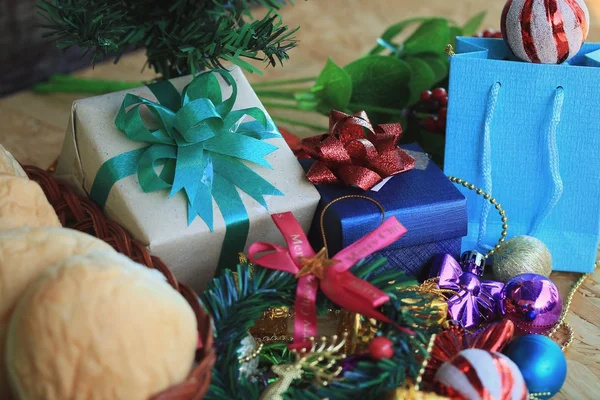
[477,84,565,250]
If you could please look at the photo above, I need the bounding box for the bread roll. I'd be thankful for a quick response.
[0,174,60,230]
[0,146,26,178]
[6,251,197,400]
[0,227,116,399]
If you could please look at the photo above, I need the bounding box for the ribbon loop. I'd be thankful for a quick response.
[430,253,505,328]
[248,211,408,348]
[90,69,282,274]
[302,110,416,190]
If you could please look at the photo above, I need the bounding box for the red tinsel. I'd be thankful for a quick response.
[424,320,516,386]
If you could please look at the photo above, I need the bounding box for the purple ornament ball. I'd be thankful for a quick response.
[502,273,562,334]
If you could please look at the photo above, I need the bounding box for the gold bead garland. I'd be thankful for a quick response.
[529,392,552,400]
[415,334,437,391]
[238,341,264,363]
[448,176,508,259]
[547,263,597,351]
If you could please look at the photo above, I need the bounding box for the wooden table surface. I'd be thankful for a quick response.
[1,1,599,398]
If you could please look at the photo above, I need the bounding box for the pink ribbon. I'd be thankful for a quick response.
[248,212,408,349]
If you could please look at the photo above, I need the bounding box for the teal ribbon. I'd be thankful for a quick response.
[89,69,283,274]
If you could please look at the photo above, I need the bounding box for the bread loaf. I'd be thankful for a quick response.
[0,227,116,398]
[6,251,197,400]
[0,174,60,230]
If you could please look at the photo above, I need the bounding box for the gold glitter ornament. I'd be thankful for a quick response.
[401,291,449,329]
[400,283,451,330]
[337,310,379,353]
[250,306,293,343]
[492,235,552,282]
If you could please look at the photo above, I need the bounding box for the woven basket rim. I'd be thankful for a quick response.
[24,165,215,400]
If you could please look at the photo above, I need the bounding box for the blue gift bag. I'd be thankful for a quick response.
[444,37,600,273]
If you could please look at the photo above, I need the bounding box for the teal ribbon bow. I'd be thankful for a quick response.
[89,69,283,273]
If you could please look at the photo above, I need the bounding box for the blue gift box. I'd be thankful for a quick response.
[301,143,467,279]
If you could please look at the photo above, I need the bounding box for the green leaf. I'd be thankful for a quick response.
[405,57,436,106]
[449,26,463,47]
[420,54,449,84]
[368,17,433,55]
[343,56,411,118]
[462,11,487,37]
[403,19,450,56]
[312,58,352,110]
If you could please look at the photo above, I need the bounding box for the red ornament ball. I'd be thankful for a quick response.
[369,337,395,360]
[501,0,590,64]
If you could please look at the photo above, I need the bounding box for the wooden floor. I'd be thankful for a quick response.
[0,1,599,398]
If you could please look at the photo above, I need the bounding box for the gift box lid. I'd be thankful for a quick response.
[303,143,467,254]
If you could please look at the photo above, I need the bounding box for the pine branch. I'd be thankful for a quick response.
[201,263,296,400]
[201,257,434,400]
[37,0,299,78]
[284,285,437,399]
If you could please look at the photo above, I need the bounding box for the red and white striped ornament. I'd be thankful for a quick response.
[501,0,590,63]
[435,349,529,400]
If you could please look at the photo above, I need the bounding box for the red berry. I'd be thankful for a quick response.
[436,117,446,132]
[438,107,447,120]
[483,29,495,38]
[369,337,394,360]
[420,90,432,103]
[439,95,448,107]
[431,88,447,102]
[423,116,438,132]
[493,32,503,39]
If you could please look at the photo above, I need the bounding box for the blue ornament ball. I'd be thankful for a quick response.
[503,334,567,399]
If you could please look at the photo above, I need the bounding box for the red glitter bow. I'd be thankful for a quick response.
[301,110,416,190]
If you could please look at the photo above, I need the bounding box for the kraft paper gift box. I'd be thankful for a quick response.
[55,66,320,291]
[444,37,600,273]
[302,143,467,280]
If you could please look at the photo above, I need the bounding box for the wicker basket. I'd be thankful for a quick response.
[24,166,215,400]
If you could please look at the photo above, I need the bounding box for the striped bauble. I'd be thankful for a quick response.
[435,349,529,400]
[501,0,590,63]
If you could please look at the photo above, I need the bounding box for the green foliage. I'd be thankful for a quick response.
[343,56,411,118]
[403,19,451,56]
[201,255,434,400]
[202,264,296,400]
[255,12,486,129]
[284,288,437,400]
[363,14,484,114]
[37,0,299,78]
[312,58,353,111]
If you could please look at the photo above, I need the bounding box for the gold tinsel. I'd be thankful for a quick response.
[384,384,449,400]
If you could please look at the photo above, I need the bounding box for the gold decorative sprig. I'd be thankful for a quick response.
[260,334,348,400]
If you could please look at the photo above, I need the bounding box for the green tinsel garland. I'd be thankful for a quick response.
[200,257,442,400]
